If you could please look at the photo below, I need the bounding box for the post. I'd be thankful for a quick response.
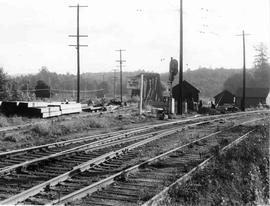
[242,30,246,111]
[49,77,51,102]
[116,49,126,103]
[178,0,183,115]
[27,81,29,100]
[120,50,123,103]
[69,4,88,103]
[236,30,249,111]
[139,74,144,115]
[76,5,80,103]
[113,69,116,99]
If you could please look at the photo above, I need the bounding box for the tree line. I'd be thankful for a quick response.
[223,43,270,94]
[0,43,269,102]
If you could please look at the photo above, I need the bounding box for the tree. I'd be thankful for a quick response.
[35,80,50,98]
[223,44,270,93]
[5,80,24,101]
[0,68,9,100]
[253,43,270,88]
[98,81,109,94]
[223,72,256,94]
[253,43,269,69]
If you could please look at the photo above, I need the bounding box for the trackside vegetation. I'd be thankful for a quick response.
[167,124,269,205]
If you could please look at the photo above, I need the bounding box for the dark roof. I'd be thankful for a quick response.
[214,90,234,99]
[236,88,270,98]
[172,80,200,93]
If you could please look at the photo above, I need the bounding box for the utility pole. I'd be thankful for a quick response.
[116,49,126,103]
[237,30,250,111]
[69,4,88,103]
[178,0,183,115]
[49,77,51,102]
[113,69,118,99]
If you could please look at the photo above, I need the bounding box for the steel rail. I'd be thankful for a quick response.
[50,117,266,205]
[0,111,254,175]
[0,118,226,205]
[143,129,257,206]
[0,112,267,205]
[0,110,267,159]
[0,126,166,175]
[0,112,226,172]
[0,104,133,134]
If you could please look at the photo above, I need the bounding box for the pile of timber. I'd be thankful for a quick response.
[0,101,20,116]
[48,103,82,116]
[0,101,82,118]
[82,105,104,113]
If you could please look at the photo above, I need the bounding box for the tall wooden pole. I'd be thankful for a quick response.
[139,74,144,115]
[236,30,249,111]
[69,5,88,103]
[242,30,246,111]
[116,49,126,103]
[113,69,117,99]
[178,0,183,114]
[120,50,122,103]
[76,5,80,103]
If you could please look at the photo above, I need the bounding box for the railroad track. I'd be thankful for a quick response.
[0,110,265,173]
[0,104,133,134]
[49,118,267,206]
[0,111,268,205]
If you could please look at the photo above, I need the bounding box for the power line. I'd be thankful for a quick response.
[69,4,88,103]
[116,49,126,103]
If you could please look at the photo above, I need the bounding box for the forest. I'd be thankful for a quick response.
[0,43,269,102]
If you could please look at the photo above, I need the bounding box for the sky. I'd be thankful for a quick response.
[0,0,269,75]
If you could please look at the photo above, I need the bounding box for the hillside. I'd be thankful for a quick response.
[160,68,241,98]
[1,67,244,101]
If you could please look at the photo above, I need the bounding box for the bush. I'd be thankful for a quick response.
[169,125,269,205]
[0,115,8,127]
[31,123,51,136]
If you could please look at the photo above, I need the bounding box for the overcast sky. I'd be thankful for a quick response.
[0,0,269,75]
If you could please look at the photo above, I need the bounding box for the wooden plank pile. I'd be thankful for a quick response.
[30,106,61,118]
[48,103,82,115]
[0,101,82,118]
[0,101,20,116]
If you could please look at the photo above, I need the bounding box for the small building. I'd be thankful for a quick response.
[235,88,270,107]
[214,90,235,106]
[172,80,200,111]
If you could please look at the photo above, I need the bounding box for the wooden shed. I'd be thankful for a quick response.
[214,90,235,106]
[172,80,200,111]
[235,88,270,107]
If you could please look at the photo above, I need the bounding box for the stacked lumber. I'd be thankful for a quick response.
[49,103,82,115]
[0,101,82,118]
[82,105,103,112]
[29,106,61,118]
[0,101,20,116]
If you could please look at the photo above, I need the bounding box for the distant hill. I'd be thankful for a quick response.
[6,67,242,100]
[160,68,241,98]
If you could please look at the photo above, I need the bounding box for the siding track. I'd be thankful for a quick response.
[0,110,268,205]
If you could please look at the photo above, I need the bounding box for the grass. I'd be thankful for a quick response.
[0,115,9,127]
[31,116,111,138]
[0,114,33,126]
[168,124,269,205]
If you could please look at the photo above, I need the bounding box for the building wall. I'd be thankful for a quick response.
[236,97,266,107]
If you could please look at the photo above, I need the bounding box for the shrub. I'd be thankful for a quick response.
[0,115,8,127]
[31,123,51,136]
